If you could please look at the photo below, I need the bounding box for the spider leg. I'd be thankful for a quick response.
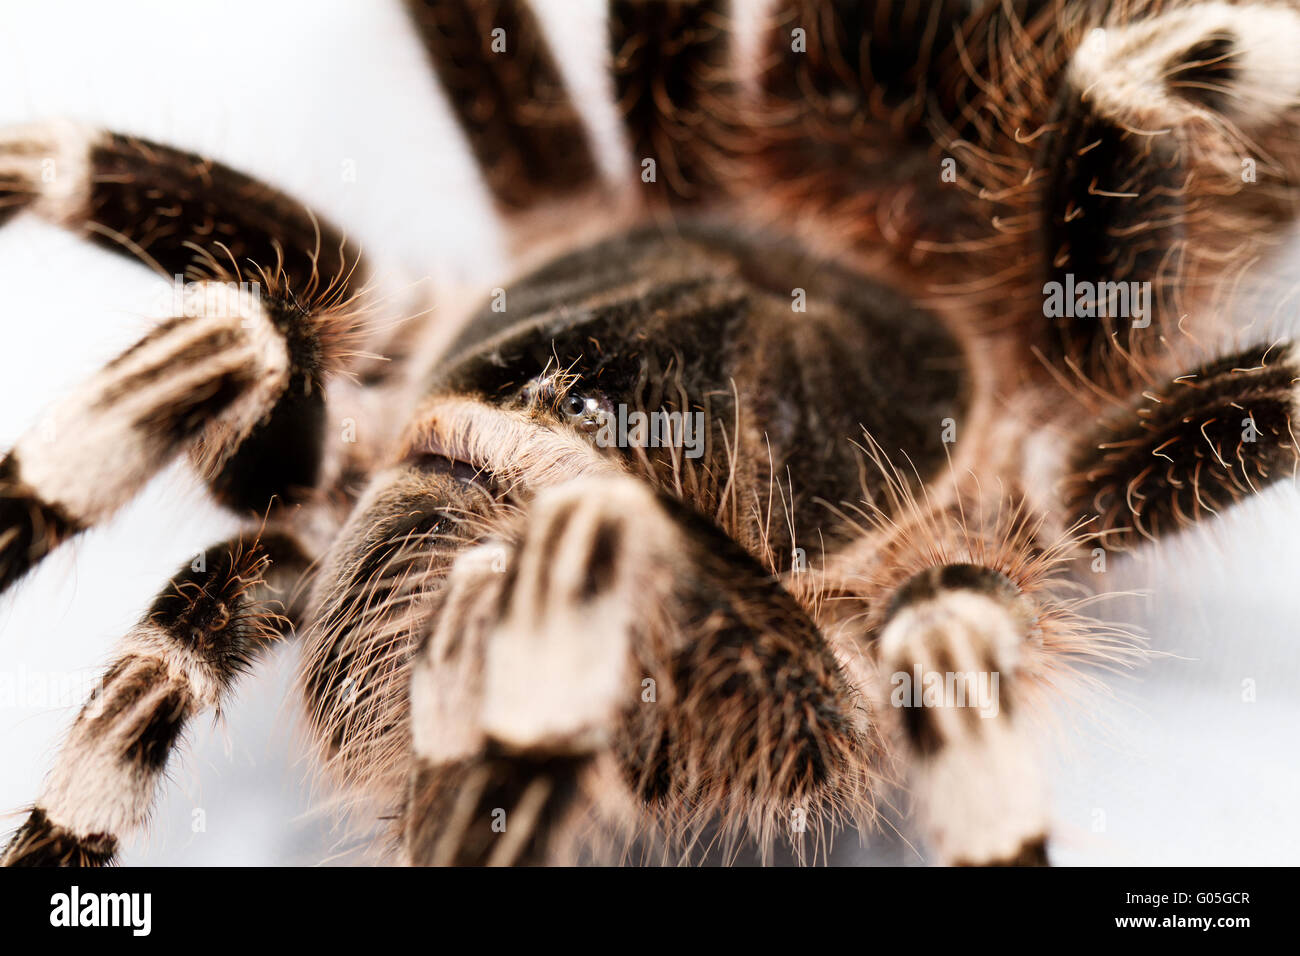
[404,0,600,214]
[1015,2,1300,378]
[1,533,307,866]
[403,475,876,865]
[1064,343,1300,549]
[300,462,499,803]
[0,274,354,595]
[0,122,366,295]
[868,562,1051,866]
[751,0,1051,256]
[0,125,378,593]
[607,0,735,207]
[818,480,1130,867]
[409,0,737,213]
[403,540,590,866]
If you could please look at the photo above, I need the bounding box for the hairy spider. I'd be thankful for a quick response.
[2,0,1299,866]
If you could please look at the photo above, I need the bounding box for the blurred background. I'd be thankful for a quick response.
[0,0,1297,866]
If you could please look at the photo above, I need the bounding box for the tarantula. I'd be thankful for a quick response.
[2,0,1298,867]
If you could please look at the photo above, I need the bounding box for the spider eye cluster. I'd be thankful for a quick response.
[519,376,611,433]
[561,393,610,432]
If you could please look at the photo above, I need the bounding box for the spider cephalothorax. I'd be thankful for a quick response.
[2,0,1299,867]
[424,225,967,547]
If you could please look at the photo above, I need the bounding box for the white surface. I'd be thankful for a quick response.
[0,0,1297,866]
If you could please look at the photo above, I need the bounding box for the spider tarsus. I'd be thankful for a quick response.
[1066,343,1300,547]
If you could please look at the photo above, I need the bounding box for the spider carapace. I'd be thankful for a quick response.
[3,0,1300,866]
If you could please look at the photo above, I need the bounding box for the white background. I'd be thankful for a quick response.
[0,0,1297,865]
